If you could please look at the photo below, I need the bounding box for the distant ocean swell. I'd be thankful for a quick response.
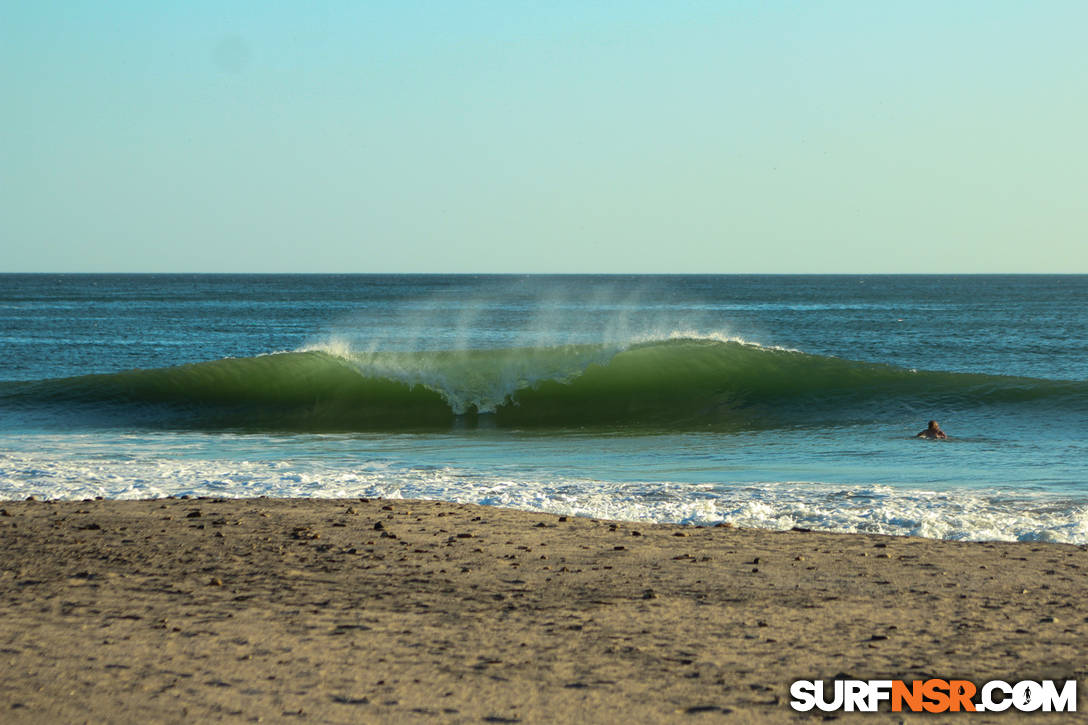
[2,338,1085,431]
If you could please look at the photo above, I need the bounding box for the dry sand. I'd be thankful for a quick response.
[0,497,1085,723]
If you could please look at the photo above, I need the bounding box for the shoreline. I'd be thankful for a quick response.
[1,497,1085,723]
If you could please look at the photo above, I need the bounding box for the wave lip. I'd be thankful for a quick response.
[2,337,1086,431]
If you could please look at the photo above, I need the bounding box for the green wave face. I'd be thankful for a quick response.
[4,352,455,429]
[2,339,1085,431]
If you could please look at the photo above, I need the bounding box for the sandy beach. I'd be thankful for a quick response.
[0,497,1085,723]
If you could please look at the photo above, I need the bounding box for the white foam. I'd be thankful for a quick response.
[2,449,1086,544]
[627,329,801,354]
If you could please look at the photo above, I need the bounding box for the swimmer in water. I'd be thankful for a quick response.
[916,420,948,440]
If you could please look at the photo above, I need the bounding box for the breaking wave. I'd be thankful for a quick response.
[2,337,1085,431]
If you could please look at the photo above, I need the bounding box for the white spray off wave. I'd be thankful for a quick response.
[298,281,787,414]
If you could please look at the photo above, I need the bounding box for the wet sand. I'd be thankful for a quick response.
[0,497,1085,723]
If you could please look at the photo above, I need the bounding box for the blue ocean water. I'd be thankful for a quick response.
[1,274,1086,542]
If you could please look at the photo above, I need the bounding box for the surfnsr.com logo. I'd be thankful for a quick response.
[790,679,1077,713]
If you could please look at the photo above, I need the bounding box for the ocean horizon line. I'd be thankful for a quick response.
[2,271,1086,278]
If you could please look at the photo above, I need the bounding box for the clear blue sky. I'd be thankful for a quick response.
[3,1,1086,272]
